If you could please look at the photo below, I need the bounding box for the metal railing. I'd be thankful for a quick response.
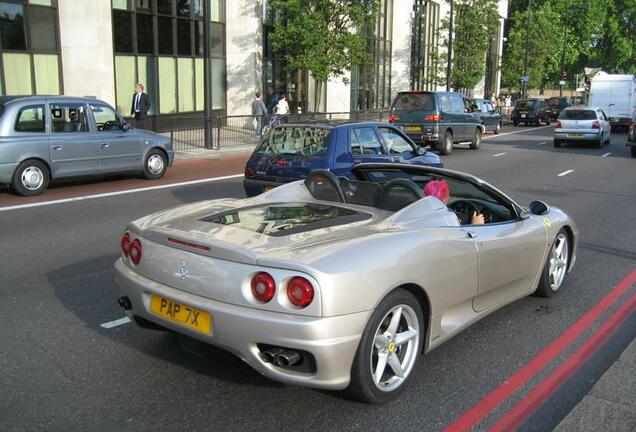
[169,110,390,151]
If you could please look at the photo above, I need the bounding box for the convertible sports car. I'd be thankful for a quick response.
[114,163,577,403]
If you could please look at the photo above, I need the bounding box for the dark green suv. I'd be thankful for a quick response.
[388,91,484,155]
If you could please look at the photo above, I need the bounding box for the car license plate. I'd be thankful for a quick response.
[568,133,583,137]
[150,295,212,334]
[404,126,421,132]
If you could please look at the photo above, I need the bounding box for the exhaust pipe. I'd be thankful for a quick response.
[275,350,301,367]
[260,347,285,364]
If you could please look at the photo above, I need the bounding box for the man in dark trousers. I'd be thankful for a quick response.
[130,83,150,129]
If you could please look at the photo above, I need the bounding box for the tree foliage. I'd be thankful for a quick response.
[269,0,379,110]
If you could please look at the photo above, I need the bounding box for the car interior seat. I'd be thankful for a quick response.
[376,178,425,211]
[304,170,345,203]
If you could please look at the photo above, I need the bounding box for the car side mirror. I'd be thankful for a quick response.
[122,122,131,131]
[528,200,550,216]
[416,146,427,155]
[494,107,501,114]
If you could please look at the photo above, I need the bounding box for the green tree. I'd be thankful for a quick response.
[588,0,636,74]
[269,0,379,111]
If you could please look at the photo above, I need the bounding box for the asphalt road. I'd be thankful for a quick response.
[1,125,635,432]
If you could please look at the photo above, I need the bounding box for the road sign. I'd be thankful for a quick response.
[559,80,566,85]
[521,76,529,82]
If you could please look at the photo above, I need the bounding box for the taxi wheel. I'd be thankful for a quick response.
[142,149,167,180]
[535,229,570,297]
[347,289,424,404]
[11,159,49,196]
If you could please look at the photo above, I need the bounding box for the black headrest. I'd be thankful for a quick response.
[376,178,425,211]
[304,170,345,203]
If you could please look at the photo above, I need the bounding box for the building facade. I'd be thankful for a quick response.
[0,0,507,131]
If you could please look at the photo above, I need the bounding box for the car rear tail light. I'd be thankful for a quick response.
[287,277,314,308]
[424,114,442,122]
[121,232,131,257]
[388,114,400,122]
[251,272,276,303]
[244,166,256,178]
[591,121,600,129]
[274,159,289,166]
[555,121,562,129]
[129,239,142,265]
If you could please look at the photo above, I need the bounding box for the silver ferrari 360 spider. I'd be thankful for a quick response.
[114,163,577,403]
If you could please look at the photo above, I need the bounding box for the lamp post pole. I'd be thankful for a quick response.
[203,0,213,149]
[559,9,568,97]
[446,0,454,91]
[522,0,531,98]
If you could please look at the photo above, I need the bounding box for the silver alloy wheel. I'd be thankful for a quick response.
[21,165,44,191]
[147,154,164,175]
[370,304,420,392]
[549,233,569,291]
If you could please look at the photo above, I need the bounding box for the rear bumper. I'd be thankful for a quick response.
[554,131,601,142]
[0,161,18,184]
[243,177,285,197]
[114,259,369,390]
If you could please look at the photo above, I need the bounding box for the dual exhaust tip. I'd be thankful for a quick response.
[260,347,302,368]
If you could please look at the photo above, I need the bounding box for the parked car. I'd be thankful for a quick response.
[243,122,443,197]
[388,91,484,155]
[471,98,503,134]
[553,107,611,148]
[511,98,551,126]
[626,120,636,158]
[0,96,173,196]
[589,72,636,129]
[572,95,586,107]
[114,163,577,403]
[548,97,573,120]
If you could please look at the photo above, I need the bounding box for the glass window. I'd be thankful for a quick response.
[157,16,173,54]
[378,127,413,155]
[351,127,384,155]
[0,3,26,50]
[112,0,131,10]
[50,104,89,133]
[558,110,597,120]
[158,57,176,113]
[194,0,203,16]
[210,0,223,22]
[15,105,44,132]
[256,126,330,157]
[113,10,133,53]
[177,57,194,112]
[135,0,152,10]
[90,104,123,132]
[177,18,191,55]
[195,57,203,111]
[157,0,173,15]
[136,13,153,54]
[29,0,53,5]
[34,54,59,94]
[29,5,57,51]
[176,0,191,17]
[194,20,203,56]
[115,55,136,115]
[137,56,157,115]
[451,95,464,113]
[392,93,435,111]
[3,53,32,94]
[211,58,224,109]
[209,22,223,57]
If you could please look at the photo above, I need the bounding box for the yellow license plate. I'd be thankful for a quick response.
[404,126,421,132]
[264,185,275,191]
[150,295,212,334]
[568,133,583,137]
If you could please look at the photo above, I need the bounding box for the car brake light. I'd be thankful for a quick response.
[591,121,600,129]
[555,121,562,129]
[287,277,314,308]
[129,239,142,265]
[121,232,131,257]
[244,166,256,177]
[388,114,400,122]
[424,114,442,122]
[251,272,276,303]
[274,159,289,166]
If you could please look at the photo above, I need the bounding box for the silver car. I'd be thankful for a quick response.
[0,96,174,196]
[554,106,611,148]
[114,164,578,403]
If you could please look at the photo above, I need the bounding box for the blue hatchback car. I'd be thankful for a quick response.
[243,121,443,197]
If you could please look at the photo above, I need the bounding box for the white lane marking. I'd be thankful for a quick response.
[100,317,131,329]
[483,125,552,140]
[493,152,507,157]
[0,173,245,213]
[538,141,547,146]
[601,152,611,157]
[558,170,574,177]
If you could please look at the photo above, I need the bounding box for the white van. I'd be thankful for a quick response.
[589,72,636,128]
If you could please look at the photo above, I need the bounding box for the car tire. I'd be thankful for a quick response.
[534,229,570,298]
[142,149,168,180]
[603,136,610,146]
[553,140,562,148]
[631,146,636,158]
[347,289,424,403]
[494,122,502,134]
[439,130,453,155]
[595,138,603,148]
[469,128,482,150]
[11,159,50,196]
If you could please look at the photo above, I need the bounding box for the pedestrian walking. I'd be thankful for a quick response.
[130,83,150,129]
[251,91,267,136]
[276,94,290,116]
[266,86,279,115]
[505,95,512,107]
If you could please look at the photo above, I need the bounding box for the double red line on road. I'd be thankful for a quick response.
[444,268,636,432]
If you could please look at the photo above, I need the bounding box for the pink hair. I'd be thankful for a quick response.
[423,180,449,203]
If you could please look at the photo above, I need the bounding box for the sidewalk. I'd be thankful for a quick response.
[554,338,636,431]
[175,143,256,161]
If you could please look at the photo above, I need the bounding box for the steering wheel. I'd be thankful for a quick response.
[448,199,489,224]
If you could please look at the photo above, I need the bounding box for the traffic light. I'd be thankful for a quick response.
[562,71,568,79]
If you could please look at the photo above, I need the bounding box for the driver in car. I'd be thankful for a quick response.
[424,180,485,225]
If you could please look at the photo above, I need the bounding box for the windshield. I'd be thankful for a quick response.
[255,127,330,157]
[392,93,436,111]
[515,100,538,109]
[201,203,370,237]
[558,110,597,120]
[549,98,568,108]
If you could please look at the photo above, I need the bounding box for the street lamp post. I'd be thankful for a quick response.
[559,7,569,98]
[446,0,453,91]
[203,0,214,149]
[522,0,532,98]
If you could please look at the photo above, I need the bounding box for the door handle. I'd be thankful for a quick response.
[52,145,63,151]
[100,142,110,149]
[466,231,478,239]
